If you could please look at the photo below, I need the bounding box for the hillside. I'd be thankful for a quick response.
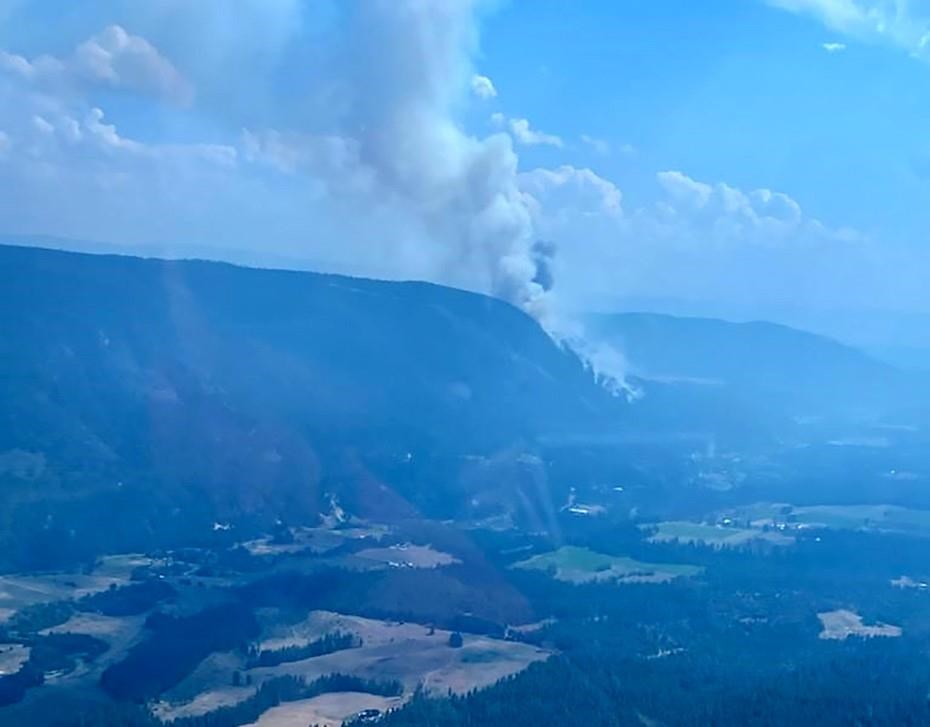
[588,312,916,420]
[0,245,622,569]
[2,247,923,572]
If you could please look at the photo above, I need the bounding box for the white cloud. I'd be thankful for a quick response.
[470,73,497,99]
[0,25,191,104]
[517,163,869,316]
[0,1,905,330]
[74,25,194,105]
[0,1,555,320]
[0,50,64,82]
[521,165,623,218]
[768,0,930,60]
[822,41,847,51]
[509,117,563,147]
[653,170,829,248]
[490,114,563,148]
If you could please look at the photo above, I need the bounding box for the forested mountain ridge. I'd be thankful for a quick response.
[0,244,622,569]
[1,245,921,572]
[590,311,920,421]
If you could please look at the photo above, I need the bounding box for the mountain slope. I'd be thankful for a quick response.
[589,312,915,419]
[0,245,625,568]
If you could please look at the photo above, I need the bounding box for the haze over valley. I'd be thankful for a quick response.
[4,1,930,725]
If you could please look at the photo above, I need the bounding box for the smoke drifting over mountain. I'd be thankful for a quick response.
[0,0,630,386]
[329,1,636,390]
[329,0,550,317]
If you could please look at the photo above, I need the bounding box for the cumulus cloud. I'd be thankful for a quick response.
[653,170,822,247]
[521,165,623,218]
[508,117,564,147]
[515,161,870,318]
[73,25,193,104]
[0,1,561,321]
[0,0,902,353]
[822,41,847,52]
[0,25,237,250]
[0,24,192,103]
[470,73,497,98]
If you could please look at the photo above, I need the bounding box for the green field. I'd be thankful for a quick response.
[512,546,702,584]
[645,521,793,548]
[725,503,930,536]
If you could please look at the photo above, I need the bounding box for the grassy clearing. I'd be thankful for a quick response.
[726,503,930,536]
[0,572,128,621]
[355,544,459,569]
[645,521,793,548]
[817,609,902,640]
[512,546,702,585]
[242,527,351,557]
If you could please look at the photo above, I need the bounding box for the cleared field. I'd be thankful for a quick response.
[250,613,548,695]
[38,612,149,685]
[92,554,157,580]
[157,650,249,713]
[241,527,349,557]
[645,521,793,548]
[245,692,402,727]
[512,546,702,584]
[155,682,256,720]
[726,503,930,536]
[817,609,902,640]
[157,611,551,721]
[354,543,459,569]
[0,572,128,617]
[0,643,30,675]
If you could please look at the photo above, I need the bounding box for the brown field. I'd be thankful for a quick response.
[154,682,256,721]
[157,610,552,721]
[245,692,402,727]
[252,612,549,696]
[44,612,149,682]
[0,572,130,620]
[0,644,30,675]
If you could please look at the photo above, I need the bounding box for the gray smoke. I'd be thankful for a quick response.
[331,0,550,317]
[531,240,557,292]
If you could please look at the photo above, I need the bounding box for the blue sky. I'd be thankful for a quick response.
[1,0,930,344]
[483,0,930,243]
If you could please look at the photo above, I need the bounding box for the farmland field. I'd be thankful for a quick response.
[355,544,459,569]
[645,521,793,548]
[512,546,702,584]
[725,503,930,536]
[817,610,902,640]
[245,692,402,727]
[156,611,551,721]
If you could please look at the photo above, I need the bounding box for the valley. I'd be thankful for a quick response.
[4,247,930,724]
